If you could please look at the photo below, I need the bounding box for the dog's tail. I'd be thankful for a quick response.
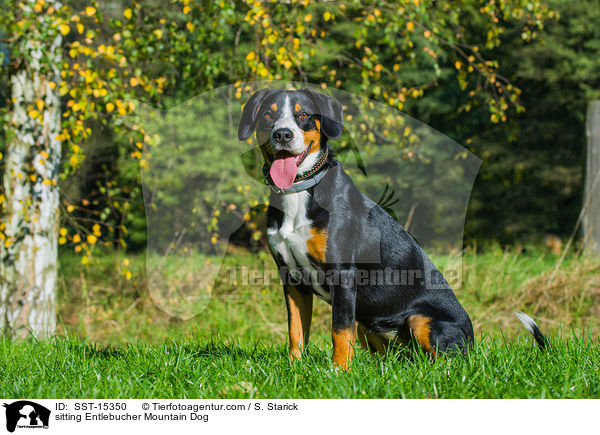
[515,312,549,350]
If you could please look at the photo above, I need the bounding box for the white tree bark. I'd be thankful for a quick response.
[0,3,62,338]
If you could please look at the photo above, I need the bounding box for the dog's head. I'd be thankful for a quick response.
[238,88,343,189]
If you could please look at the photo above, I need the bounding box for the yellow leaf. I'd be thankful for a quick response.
[129,77,139,86]
[186,22,195,32]
[29,109,39,119]
[59,24,70,36]
[123,8,132,19]
[36,100,45,111]
[323,11,331,21]
[406,21,414,31]
[153,29,163,39]
[304,13,312,22]
[455,61,463,70]
[77,23,84,34]
[48,81,56,90]
[85,6,96,16]
[92,223,101,233]
[87,234,97,244]
[81,255,89,265]
[183,5,190,14]
[69,154,78,166]
[122,258,130,266]
[246,51,255,61]
[67,205,75,213]
[106,102,115,112]
[59,237,67,245]
[74,245,82,253]
[60,227,68,236]
[73,234,81,243]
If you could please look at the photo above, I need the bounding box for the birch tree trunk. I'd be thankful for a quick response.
[0,2,62,338]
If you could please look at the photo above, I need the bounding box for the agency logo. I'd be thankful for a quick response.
[3,401,50,433]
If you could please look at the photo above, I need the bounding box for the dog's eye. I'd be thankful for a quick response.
[264,111,272,119]
[297,112,310,119]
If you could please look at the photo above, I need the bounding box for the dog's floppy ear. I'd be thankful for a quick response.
[238,89,271,141]
[301,88,343,140]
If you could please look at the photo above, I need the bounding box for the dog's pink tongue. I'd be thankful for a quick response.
[270,155,297,189]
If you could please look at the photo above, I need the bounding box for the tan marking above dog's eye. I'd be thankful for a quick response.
[264,111,272,119]
[297,111,309,119]
[294,103,302,112]
[270,103,278,111]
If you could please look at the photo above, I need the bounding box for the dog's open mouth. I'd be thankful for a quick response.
[276,148,309,166]
[269,144,311,190]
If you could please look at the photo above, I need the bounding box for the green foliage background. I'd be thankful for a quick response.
[0,0,596,250]
[412,0,600,242]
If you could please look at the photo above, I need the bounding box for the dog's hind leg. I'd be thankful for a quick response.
[357,323,412,356]
[357,322,387,354]
[408,314,474,357]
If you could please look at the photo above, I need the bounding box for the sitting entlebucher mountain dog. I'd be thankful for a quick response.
[238,88,544,370]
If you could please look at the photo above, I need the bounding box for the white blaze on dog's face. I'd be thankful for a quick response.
[272,95,308,155]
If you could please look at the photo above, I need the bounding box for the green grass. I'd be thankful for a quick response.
[1,334,598,398]
[2,244,599,398]
[54,243,600,345]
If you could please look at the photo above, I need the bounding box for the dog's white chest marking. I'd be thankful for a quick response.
[267,191,331,303]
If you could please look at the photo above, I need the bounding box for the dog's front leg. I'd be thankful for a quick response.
[284,285,313,360]
[331,268,357,370]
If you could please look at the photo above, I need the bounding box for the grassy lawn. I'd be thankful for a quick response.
[1,244,599,398]
[1,335,599,398]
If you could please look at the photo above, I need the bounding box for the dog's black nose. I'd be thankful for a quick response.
[272,128,294,145]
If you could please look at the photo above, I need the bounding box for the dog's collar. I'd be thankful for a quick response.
[263,148,329,194]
